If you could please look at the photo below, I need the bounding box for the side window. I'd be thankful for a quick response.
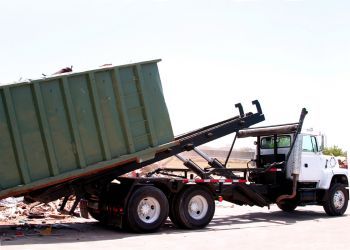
[302,135,313,152]
[303,135,317,152]
[278,135,291,147]
[261,137,274,149]
[260,135,291,149]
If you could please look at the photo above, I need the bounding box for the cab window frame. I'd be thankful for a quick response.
[260,135,292,149]
[302,135,319,153]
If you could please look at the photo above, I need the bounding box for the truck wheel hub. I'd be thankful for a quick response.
[137,197,160,223]
[141,204,150,214]
[188,195,209,220]
[333,190,345,209]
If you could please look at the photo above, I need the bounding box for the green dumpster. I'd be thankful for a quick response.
[0,59,174,199]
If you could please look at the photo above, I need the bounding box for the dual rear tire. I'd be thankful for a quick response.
[125,185,215,232]
[124,186,169,233]
[169,186,215,229]
[89,185,215,233]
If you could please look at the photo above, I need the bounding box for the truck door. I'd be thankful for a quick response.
[299,135,325,182]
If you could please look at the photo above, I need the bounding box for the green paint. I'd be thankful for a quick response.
[0,60,174,198]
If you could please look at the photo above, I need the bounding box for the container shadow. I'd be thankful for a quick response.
[0,209,345,246]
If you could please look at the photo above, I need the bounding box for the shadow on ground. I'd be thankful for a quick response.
[0,208,343,246]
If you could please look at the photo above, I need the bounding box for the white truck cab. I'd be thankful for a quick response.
[237,107,348,216]
[260,132,348,188]
[298,132,348,189]
[255,129,349,215]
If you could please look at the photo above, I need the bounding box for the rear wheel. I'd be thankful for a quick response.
[124,186,169,233]
[87,199,118,226]
[323,183,348,216]
[88,207,103,221]
[86,197,107,223]
[172,186,215,229]
[169,194,184,228]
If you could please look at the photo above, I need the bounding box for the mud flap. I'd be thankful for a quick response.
[79,199,89,219]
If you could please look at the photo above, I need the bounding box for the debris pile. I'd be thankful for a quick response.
[0,222,83,241]
[0,197,94,242]
[0,197,23,221]
[0,196,81,225]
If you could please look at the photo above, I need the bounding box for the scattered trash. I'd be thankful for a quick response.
[0,195,89,242]
[0,197,24,220]
[3,237,15,241]
[51,223,80,232]
[18,219,27,225]
[28,213,45,219]
[15,231,24,237]
[52,224,72,229]
[52,66,73,75]
[0,196,81,224]
[0,197,23,208]
[49,214,68,220]
[39,226,52,236]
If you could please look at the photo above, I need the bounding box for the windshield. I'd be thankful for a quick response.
[261,135,291,149]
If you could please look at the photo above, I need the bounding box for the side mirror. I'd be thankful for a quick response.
[319,134,326,152]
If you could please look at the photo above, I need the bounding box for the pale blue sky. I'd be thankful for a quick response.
[0,0,349,150]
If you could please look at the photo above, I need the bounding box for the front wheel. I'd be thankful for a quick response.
[323,183,348,216]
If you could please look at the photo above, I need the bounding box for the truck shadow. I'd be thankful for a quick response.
[0,209,346,246]
[208,209,331,228]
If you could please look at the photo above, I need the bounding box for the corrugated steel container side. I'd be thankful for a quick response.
[0,59,174,197]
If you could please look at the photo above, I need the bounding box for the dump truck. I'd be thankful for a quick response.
[0,59,348,233]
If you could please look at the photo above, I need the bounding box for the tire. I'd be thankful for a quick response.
[124,186,169,233]
[323,183,349,216]
[88,208,103,221]
[168,194,185,228]
[173,186,215,229]
[277,200,298,212]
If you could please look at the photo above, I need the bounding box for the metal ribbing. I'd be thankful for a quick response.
[32,82,60,176]
[111,68,135,153]
[61,77,87,168]
[3,87,31,184]
[87,72,112,160]
[134,65,158,147]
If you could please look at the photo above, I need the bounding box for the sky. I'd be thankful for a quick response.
[0,0,349,151]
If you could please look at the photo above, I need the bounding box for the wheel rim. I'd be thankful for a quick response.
[333,190,345,210]
[137,197,161,223]
[188,195,209,220]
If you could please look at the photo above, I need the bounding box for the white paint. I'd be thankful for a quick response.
[260,132,348,189]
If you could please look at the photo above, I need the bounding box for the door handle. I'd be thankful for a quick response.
[304,163,308,168]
